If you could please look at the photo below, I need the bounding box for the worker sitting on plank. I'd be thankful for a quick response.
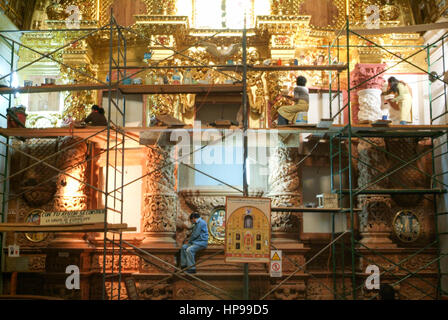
[277,75,309,125]
[180,212,209,274]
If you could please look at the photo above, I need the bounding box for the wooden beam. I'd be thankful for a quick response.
[349,22,448,36]
[249,64,347,72]
[0,83,109,94]
[272,207,361,212]
[118,84,243,94]
[0,223,135,232]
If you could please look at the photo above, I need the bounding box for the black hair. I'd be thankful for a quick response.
[98,107,105,115]
[296,76,307,87]
[387,77,400,94]
[92,105,100,111]
[189,212,200,220]
[379,284,396,300]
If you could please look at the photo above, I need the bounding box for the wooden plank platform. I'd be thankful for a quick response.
[272,207,361,212]
[0,83,244,95]
[248,64,347,72]
[350,22,448,36]
[332,124,448,132]
[118,83,243,94]
[0,223,135,232]
[1,125,447,144]
[0,294,64,300]
[0,83,108,94]
[338,189,446,195]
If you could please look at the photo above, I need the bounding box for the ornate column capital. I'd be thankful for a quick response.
[350,63,387,90]
[357,194,396,248]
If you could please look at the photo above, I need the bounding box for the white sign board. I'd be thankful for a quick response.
[40,209,105,225]
[8,245,20,257]
[270,250,282,277]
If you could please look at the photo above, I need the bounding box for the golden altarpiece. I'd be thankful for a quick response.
[1,0,446,300]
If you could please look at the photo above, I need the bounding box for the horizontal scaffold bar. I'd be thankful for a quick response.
[337,189,446,195]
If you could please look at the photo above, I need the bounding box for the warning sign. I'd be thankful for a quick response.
[271,251,281,261]
[270,250,282,277]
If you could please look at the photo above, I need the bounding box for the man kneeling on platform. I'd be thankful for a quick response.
[277,75,309,125]
[180,212,209,274]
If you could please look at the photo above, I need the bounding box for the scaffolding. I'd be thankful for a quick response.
[0,12,131,299]
[326,18,448,300]
[0,11,447,300]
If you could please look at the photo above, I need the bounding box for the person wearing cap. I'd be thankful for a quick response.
[180,212,209,274]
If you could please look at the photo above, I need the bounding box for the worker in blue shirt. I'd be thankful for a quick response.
[180,212,208,274]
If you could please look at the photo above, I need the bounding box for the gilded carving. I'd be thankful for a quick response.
[28,255,47,272]
[268,145,301,233]
[358,195,395,247]
[401,254,438,273]
[142,146,177,235]
[6,199,55,247]
[60,64,97,121]
[273,283,306,300]
[357,138,389,190]
[282,255,306,273]
[140,254,176,273]
[306,279,333,300]
[104,281,128,300]
[92,254,140,272]
[175,286,196,300]
[143,195,177,232]
[139,282,173,300]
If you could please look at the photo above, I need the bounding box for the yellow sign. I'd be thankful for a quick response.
[271,252,281,261]
[225,197,271,263]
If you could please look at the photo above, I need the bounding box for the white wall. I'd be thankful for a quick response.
[424,23,448,295]
[102,94,142,127]
[302,166,346,233]
[103,165,142,233]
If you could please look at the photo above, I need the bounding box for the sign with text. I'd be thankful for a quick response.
[270,250,282,277]
[225,197,271,263]
[40,209,105,225]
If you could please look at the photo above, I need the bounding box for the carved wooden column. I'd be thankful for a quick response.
[141,145,178,248]
[357,136,395,247]
[358,195,395,247]
[267,144,301,242]
[350,64,386,124]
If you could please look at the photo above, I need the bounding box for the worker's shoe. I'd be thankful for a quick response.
[185,269,196,274]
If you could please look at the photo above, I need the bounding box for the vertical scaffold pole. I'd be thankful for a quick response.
[329,42,333,119]
[102,8,114,300]
[431,38,445,299]
[0,39,14,295]
[346,14,357,300]
[117,26,126,301]
[242,13,249,301]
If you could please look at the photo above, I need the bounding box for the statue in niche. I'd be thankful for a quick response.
[244,215,253,229]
